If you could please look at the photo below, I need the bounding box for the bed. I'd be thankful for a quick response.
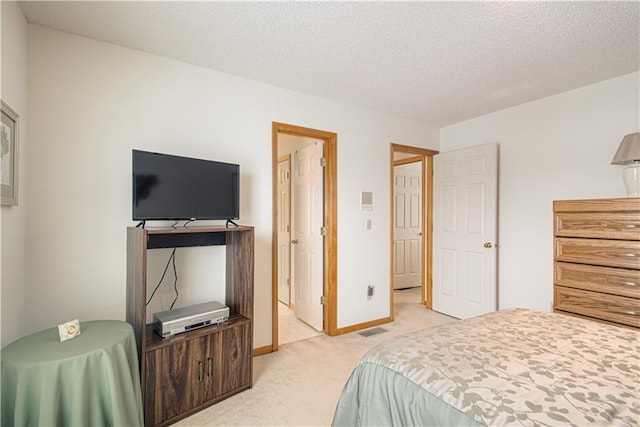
[332,308,639,426]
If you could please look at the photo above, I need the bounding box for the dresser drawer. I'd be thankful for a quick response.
[555,262,640,299]
[555,238,640,269]
[555,212,640,240]
[555,286,640,328]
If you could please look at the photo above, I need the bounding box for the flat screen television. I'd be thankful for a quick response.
[132,150,239,221]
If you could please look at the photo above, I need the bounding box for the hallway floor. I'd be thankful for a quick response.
[278,301,323,345]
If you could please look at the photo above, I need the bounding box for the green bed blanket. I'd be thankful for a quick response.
[332,308,639,426]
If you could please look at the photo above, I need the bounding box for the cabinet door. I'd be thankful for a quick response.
[203,322,252,402]
[218,323,252,396]
[144,338,206,426]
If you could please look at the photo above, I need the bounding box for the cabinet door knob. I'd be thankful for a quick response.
[198,361,204,382]
[291,239,299,244]
[483,242,493,248]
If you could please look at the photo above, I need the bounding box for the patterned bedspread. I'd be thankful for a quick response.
[332,308,640,426]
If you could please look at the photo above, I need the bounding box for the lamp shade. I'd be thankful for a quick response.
[611,132,640,165]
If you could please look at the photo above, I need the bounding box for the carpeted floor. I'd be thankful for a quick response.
[176,288,455,426]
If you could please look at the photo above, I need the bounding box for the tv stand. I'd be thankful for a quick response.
[126,225,254,426]
[226,219,239,228]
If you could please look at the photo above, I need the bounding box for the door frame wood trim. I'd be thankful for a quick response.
[272,122,338,352]
[277,154,291,163]
[390,143,438,318]
[394,155,423,167]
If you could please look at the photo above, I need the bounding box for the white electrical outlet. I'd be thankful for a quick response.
[366,219,372,230]
[367,285,374,300]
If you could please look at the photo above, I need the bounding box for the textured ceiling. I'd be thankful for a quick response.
[18,1,640,127]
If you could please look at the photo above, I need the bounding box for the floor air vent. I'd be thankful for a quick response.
[358,327,387,337]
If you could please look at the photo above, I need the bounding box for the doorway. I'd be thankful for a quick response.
[277,137,324,344]
[393,161,422,291]
[390,143,438,319]
[272,122,338,351]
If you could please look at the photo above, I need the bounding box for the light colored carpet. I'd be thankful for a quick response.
[177,288,455,426]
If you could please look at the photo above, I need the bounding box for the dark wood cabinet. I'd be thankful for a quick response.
[144,338,205,425]
[127,226,254,427]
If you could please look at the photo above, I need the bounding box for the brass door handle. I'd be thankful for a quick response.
[483,242,493,248]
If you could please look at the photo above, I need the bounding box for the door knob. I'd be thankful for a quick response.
[483,242,493,248]
[291,239,299,244]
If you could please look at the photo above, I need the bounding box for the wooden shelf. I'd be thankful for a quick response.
[144,314,250,351]
[126,225,254,427]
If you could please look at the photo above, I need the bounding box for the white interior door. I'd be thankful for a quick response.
[433,143,498,319]
[393,163,422,290]
[292,141,324,331]
[277,158,291,306]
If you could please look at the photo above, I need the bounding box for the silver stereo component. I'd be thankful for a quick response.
[153,301,229,338]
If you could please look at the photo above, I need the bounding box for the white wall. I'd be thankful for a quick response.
[440,72,640,313]
[1,1,29,347]
[22,25,439,348]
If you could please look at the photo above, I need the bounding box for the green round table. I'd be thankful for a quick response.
[1,320,143,426]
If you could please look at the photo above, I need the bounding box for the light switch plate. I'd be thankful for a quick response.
[361,191,373,210]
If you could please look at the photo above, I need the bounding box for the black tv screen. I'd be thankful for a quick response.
[132,150,239,221]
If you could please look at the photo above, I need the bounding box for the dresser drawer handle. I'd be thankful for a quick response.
[613,224,637,230]
[606,279,638,287]
[609,309,639,317]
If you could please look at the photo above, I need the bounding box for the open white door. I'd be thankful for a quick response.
[292,141,324,331]
[277,157,291,305]
[433,143,498,319]
[393,163,422,290]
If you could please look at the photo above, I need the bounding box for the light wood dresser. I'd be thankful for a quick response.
[553,197,640,329]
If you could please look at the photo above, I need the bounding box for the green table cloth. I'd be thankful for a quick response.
[1,320,143,426]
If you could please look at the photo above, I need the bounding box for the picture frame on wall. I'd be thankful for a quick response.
[1,100,19,206]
